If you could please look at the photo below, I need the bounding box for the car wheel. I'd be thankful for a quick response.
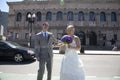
[14,53,24,62]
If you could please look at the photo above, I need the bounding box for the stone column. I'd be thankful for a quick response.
[106,11,111,27]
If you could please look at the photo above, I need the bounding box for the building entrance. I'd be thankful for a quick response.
[75,31,86,45]
[89,31,97,46]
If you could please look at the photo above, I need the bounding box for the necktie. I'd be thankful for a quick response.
[44,32,47,40]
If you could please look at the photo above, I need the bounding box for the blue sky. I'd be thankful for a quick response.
[0,0,23,12]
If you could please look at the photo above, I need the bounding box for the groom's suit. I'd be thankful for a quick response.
[34,31,57,80]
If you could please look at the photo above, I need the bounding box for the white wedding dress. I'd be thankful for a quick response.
[60,40,85,80]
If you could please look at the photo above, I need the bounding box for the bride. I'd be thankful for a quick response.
[60,25,85,80]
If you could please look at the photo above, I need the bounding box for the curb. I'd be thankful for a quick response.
[53,50,120,55]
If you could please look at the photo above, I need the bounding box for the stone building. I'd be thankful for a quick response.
[0,10,8,36]
[7,0,120,48]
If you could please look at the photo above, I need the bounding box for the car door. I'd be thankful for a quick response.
[0,42,6,57]
[0,42,11,57]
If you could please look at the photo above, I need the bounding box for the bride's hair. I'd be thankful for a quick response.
[66,25,74,30]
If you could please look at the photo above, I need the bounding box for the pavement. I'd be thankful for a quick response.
[53,50,120,55]
[0,50,120,80]
[0,73,120,80]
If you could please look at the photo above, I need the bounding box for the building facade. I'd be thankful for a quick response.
[7,0,120,47]
[0,10,8,36]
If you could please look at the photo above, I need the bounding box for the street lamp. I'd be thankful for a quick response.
[27,13,36,47]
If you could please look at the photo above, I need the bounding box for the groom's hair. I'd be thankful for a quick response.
[43,22,49,27]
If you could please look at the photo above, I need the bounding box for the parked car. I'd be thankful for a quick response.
[59,44,84,54]
[0,40,35,62]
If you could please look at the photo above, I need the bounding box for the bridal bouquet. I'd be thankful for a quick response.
[61,35,73,44]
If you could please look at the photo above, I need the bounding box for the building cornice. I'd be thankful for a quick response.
[7,0,120,6]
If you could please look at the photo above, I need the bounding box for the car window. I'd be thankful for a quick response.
[0,42,10,49]
[8,42,20,47]
[6,42,20,48]
[7,43,16,48]
[0,41,21,49]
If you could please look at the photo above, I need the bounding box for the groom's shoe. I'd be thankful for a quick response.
[47,75,51,80]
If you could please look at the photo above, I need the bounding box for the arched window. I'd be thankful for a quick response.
[26,12,31,21]
[46,11,52,21]
[78,11,84,21]
[111,12,117,22]
[89,12,95,21]
[100,12,106,22]
[67,11,74,21]
[36,12,41,21]
[56,11,63,21]
[16,12,22,21]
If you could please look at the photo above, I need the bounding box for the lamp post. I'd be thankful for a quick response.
[27,13,36,47]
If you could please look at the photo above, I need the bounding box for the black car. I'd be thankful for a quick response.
[0,41,35,62]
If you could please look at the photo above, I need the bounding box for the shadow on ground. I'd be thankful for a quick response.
[0,58,36,65]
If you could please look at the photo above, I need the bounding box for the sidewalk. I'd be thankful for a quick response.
[0,73,120,80]
[84,50,120,55]
[53,50,120,55]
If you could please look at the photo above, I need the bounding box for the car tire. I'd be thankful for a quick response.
[59,51,65,54]
[14,53,24,62]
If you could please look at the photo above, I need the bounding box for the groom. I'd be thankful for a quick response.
[34,22,57,80]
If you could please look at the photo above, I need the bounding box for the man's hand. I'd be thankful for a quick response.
[52,42,64,48]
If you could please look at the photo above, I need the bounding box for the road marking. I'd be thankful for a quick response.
[1,72,120,80]
[113,76,120,78]
[86,76,97,78]
[0,72,2,74]
[27,73,36,76]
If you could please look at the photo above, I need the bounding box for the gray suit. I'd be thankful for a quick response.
[34,31,57,80]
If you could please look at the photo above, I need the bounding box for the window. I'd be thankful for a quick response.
[46,12,52,21]
[36,12,41,21]
[114,34,117,40]
[56,11,63,21]
[78,11,84,21]
[89,12,95,21]
[8,32,14,40]
[16,12,22,21]
[15,33,19,39]
[25,33,29,39]
[0,42,9,49]
[111,12,117,22]
[67,11,74,21]
[100,12,106,22]
[26,12,31,21]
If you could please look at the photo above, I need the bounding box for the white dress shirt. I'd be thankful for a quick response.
[42,31,48,39]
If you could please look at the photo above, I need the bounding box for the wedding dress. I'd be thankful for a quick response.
[60,40,85,80]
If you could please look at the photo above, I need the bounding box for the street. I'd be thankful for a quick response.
[0,51,120,80]
[1,0,120,80]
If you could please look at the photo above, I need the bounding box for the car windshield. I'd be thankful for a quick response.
[6,41,21,48]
